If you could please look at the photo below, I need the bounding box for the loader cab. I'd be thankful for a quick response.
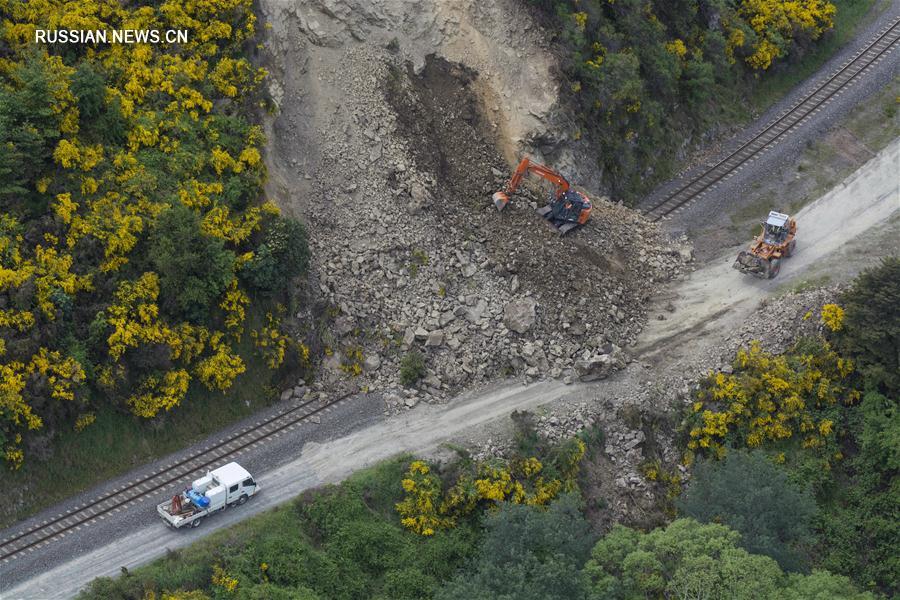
[762,211,790,245]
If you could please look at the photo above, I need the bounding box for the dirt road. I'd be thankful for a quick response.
[639,138,899,364]
[4,135,897,600]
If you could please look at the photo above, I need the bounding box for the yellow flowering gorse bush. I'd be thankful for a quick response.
[396,439,586,535]
[687,340,858,465]
[0,0,303,467]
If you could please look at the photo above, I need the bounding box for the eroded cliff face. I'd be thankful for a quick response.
[261,0,559,156]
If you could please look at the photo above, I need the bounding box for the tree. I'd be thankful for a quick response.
[585,519,784,599]
[242,215,310,292]
[437,494,594,600]
[70,62,106,123]
[148,204,235,323]
[677,450,817,571]
[778,570,875,600]
[0,55,60,205]
[838,257,900,396]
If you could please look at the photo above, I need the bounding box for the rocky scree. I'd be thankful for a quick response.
[280,50,689,412]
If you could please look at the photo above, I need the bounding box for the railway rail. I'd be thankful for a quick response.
[642,16,900,222]
[0,391,354,564]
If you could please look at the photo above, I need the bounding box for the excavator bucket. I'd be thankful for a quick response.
[492,191,510,211]
[733,251,771,279]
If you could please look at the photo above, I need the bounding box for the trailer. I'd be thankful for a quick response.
[157,462,259,529]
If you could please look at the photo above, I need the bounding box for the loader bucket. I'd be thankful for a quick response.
[492,191,510,211]
[732,251,770,279]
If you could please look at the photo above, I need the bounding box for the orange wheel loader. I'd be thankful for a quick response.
[733,211,797,279]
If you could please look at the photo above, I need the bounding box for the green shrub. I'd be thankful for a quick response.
[677,450,817,572]
[400,350,426,386]
[837,256,900,396]
[147,204,235,323]
[243,215,310,292]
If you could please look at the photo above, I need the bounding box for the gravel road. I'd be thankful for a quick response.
[638,139,899,364]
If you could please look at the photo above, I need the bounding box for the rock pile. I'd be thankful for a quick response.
[262,2,691,411]
[281,49,688,411]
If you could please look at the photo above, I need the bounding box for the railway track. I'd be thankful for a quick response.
[643,16,900,222]
[0,391,354,564]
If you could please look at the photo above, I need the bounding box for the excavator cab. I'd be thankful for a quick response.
[537,190,592,235]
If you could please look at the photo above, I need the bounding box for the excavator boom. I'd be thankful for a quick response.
[493,157,570,211]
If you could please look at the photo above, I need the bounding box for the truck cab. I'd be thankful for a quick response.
[195,462,258,506]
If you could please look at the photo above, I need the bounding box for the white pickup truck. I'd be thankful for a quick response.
[157,462,259,529]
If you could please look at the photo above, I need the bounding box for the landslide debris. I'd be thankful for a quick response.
[259,0,692,410]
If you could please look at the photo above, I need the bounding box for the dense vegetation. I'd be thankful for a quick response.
[528,0,848,200]
[681,258,900,595]
[0,1,310,469]
[78,455,874,600]
[60,263,900,599]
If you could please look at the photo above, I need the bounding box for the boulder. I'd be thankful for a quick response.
[574,344,627,381]
[503,298,537,334]
[364,354,382,371]
[574,354,614,382]
[425,330,444,347]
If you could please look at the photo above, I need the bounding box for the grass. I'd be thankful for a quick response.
[749,0,887,111]
[844,76,900,148]
[779,273,834,296]
[731,192,775,233]
[0,313,299,530]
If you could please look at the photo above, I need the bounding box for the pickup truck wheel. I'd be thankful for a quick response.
[191,518,203,528]
[237,494,248,506]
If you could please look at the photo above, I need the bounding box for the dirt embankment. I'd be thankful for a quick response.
[257,0,691,410]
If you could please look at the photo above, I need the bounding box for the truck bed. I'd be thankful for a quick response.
[157,499,202,528]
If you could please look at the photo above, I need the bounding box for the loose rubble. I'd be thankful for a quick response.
[286,52,689,411]
[261,0,692,413]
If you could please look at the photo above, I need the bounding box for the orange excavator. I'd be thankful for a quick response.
[492,157,592,235]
